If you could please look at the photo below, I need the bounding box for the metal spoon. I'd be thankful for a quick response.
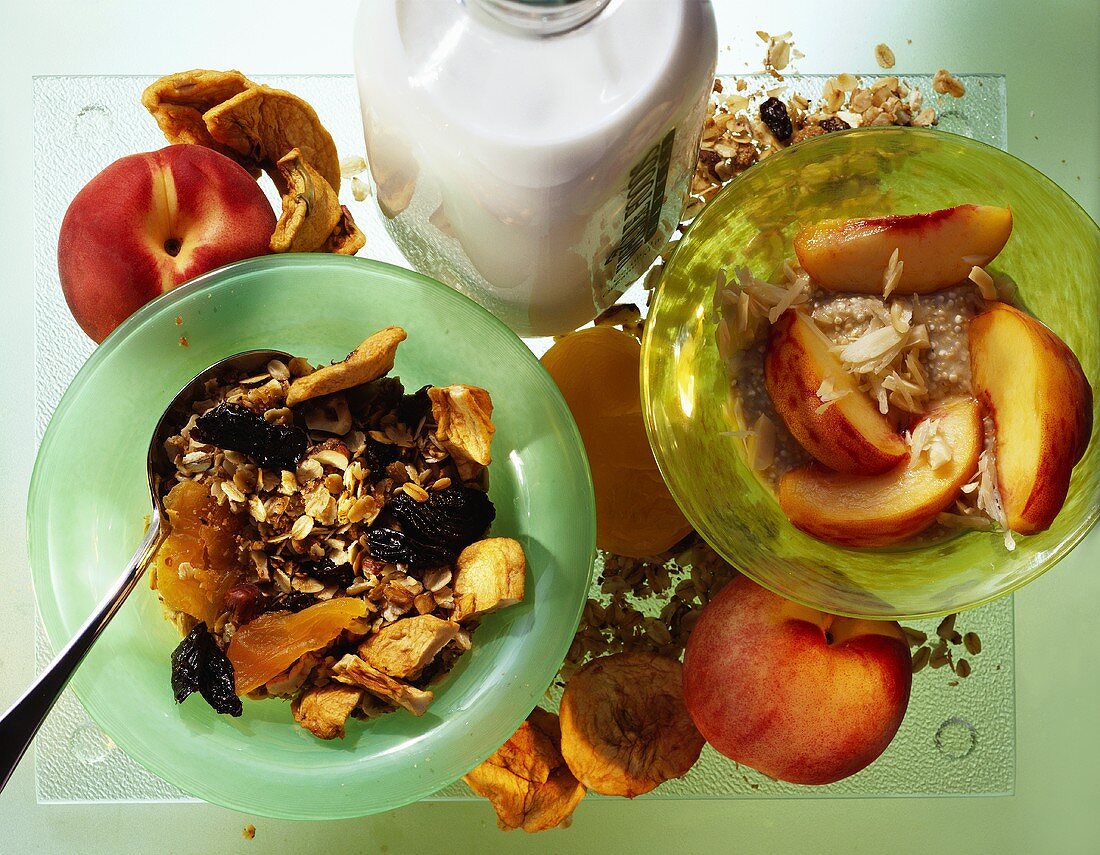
[0,348,291,793]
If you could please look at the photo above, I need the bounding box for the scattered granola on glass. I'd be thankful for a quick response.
[151,327,525,738]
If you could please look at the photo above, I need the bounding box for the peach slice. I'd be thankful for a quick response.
[765,310,907,475]
[794,205,1012,293]
[778,397,983,547]
[969,303,1093,534]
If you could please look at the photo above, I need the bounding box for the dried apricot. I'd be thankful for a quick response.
[541,327,691,556]
[152,480,244,626]
[559,652,703,797]
[228,598,366,694]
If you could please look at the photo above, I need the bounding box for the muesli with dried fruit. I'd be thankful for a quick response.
[152,327,526,738]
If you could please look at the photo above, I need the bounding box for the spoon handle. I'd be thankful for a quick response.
[0,516,165,794]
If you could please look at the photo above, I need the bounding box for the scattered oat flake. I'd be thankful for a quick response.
[933,69,966,98]
[875,43,896,69]
[242,824,256,840]
[351,176,369,202]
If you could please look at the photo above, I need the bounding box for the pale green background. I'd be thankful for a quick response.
[0,1,1097,852]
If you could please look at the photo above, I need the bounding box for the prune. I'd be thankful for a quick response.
[170,622,243,716]
[193,402,306,471]
[270,591,319,613]
[819,116,851,133]
[383,486,495,568]
[366,527,413,565]
[759,97,793,141]
[302,557,354,588]
[351,376,404,415]
[397,385,433,427]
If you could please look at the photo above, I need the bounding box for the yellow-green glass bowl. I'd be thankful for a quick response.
[642,127,1099,620]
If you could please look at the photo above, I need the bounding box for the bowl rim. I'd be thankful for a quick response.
[641,126,1099,620]
[27,253,597,818]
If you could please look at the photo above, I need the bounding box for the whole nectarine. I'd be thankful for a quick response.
[59,144,276,342]
[683,575,912,785]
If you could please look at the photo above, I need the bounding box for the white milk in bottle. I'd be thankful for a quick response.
[355,0,717,336]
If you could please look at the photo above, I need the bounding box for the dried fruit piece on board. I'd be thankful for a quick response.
[285,327,407,407]
[270,148,343,253]
[451,537,526,621]
[141,69,257,171]
[291,682,363,740]
[464,708,586,832]
[559,652,703,797]
[171,621,243,716]
[428,385,495,481]
[204,85,341,194]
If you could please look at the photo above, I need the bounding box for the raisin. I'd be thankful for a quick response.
[193,403,306,471]
[819,116,851,133]
[384,486,495,568]
[302,557,354,588]
[759,97,793,141]
[170,622,242,716]
[397,385,433,428]
[362,438,402,475]
[224,583,267,626]
[269,591,319,613]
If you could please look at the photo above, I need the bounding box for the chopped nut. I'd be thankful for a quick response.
[291,682,363,739]
[791,124,825,145]
[428,385,496,481]
[304,396,353,435]
[358,614,459,679]
[332,654,433,715]
[287,328,407,407]
[933,69,966,98]
[451,538,526,622]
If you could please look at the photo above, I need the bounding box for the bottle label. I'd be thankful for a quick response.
[612,128,676,275]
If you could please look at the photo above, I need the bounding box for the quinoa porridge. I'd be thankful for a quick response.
[708,201,1079,552]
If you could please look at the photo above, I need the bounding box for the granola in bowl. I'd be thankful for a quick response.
[152,326,526,738]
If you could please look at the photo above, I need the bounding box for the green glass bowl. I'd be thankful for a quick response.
[27,255,595,819]
[643,127,1099,620]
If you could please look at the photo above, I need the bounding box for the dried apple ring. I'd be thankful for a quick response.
[323,206,366,256]
[270,148,343,253]
[559,652,703,797]
[204,85,342,194]
[141,69,257,172]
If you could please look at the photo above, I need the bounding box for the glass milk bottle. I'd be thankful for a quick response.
[354,0,717,336]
